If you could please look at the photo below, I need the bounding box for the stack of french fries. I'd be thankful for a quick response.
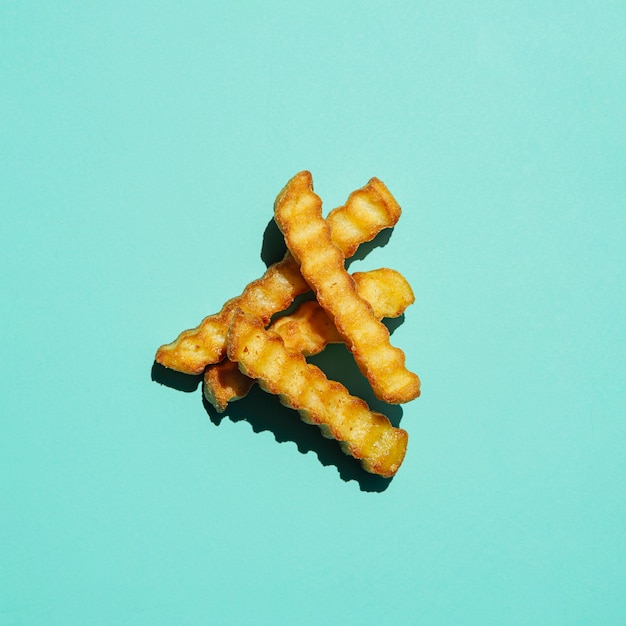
[156,171,420,477]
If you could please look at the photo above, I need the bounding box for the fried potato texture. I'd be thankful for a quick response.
[155,176,402,375]
[203,268,415,412]
[274,171,420,404]
[226,309,408,477]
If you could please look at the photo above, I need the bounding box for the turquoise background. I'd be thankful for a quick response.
[2,2,625,624]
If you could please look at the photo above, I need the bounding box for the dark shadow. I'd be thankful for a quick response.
[200,340,407,491]
[383,313,406,337]
[260,218,287,267]
[151,361,202,393]
[203,386,393,492]
[307,344,404,427]
[345,228,393,268]
[268,290,316,326]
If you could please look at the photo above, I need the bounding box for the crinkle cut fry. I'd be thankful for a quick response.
[156,256,306,374]
[203,358,255,413]
[227,309,408,478]
[155,173,402,375]
[274,171,420,404]
[203,268,415,412]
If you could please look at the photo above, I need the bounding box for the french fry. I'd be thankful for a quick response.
[155,176,402,375]
[203,358,254,413]
[203,268,415,412]
[226,309,408,477]
[274,171,420,404]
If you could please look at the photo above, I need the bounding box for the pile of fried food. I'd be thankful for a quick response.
[155,171,420,478]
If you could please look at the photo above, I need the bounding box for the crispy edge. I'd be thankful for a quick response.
[155,252,306,374]
[203,268,415,412]
[274,172,420,404]
[226,309,408,478]
[203,358,255,413]
[325,177,402,258]
[155,171,402,375]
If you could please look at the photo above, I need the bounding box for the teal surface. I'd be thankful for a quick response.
[2,2,625,624]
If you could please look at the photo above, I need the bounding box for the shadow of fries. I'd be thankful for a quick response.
[151,361,202,392]
[202,387,396,493]
[306,343,405,428]
[151,318,409,491]
[345,228,394,268]
[151,359,397,490]
[260,217,287,266]
[199,342,405,493]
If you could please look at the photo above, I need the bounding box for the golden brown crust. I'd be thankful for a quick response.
[350,267,415,319]
[155,173,404,375]
[203,268,415,412]
[226,309,408,477]
[203,358,255,412]
[155,252,306,374]
[274,172,420,404]
[325,177,402,258]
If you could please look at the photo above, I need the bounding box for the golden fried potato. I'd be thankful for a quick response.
[203,268,415,412]
[227,309,408,477]
[203,357,255,412]
[156,255,306,374]
[155,175,402,375]
[350,268,416,320]
[274,171,420,404]
[323,176,402,258]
